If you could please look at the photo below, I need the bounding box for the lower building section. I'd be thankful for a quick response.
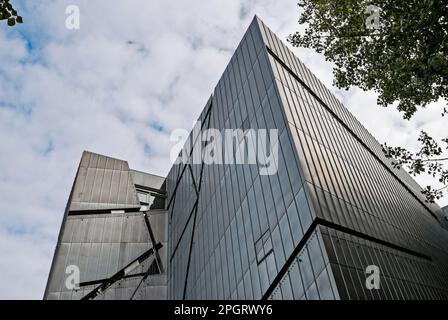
[45,150,448,300]
[321,225,447,300]
[268,224,448,300]
[267,226,339,300]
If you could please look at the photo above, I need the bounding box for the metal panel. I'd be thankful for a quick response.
[91,168,104,205]
[98,243,111,280]
[78,243,91,282]
[48,242,70,293]
[85,243,101,282]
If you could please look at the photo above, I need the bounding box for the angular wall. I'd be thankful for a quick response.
[258,17,448,299]
[44,151,168,300]
[166,16,337,300]
[166,16,448,300]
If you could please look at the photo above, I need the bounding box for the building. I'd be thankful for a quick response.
[443,206,448,222]
[45,16,448,300]
[44,151,168,300]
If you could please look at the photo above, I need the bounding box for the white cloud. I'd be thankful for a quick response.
[0,0,446,299]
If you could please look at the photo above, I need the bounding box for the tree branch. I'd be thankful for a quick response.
[420,158,448,162]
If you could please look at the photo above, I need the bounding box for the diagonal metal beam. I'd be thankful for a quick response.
[81,242,162,300]
[129,259,159,300]
[143,212,164,274]
[79,272,146,288]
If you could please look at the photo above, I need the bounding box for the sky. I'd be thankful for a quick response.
[0,0,446,299]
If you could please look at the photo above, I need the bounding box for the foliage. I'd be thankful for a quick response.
[0,0,22,26]
[383,131,448,202]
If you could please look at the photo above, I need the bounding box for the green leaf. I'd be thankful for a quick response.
[7,17,14,26]
[289,0,447,120]
[15,15,22,23]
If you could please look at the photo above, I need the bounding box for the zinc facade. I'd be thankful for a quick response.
[45,16,448,300]
[44,151,168,300]
[166,16,448,300]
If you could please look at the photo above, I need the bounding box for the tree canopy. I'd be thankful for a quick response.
[0,0,22,26]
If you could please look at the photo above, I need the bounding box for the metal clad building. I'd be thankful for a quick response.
[45,17,448,300]
[44,151,168,300]
[166,16,448,300]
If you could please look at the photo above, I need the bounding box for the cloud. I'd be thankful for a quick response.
[0,226,54,299]
[0,0,446,299]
